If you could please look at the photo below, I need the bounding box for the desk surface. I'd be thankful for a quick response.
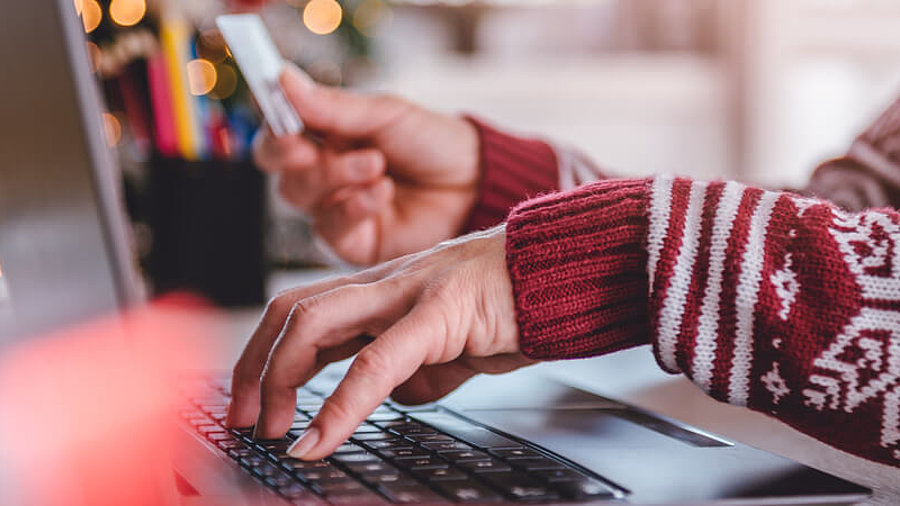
[213,270,900,505]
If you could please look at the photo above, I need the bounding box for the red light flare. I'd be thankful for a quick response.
[0,296,216,506]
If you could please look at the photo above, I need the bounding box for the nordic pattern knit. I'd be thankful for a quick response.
[506,175,900,467]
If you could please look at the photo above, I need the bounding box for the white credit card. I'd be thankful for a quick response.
[216,14,303,137]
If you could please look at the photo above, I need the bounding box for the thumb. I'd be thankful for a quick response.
[280,62,406,137]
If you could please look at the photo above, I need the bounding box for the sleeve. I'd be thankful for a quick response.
[461,117,609,232]
[806,95,900,211]
[506,175,900,467]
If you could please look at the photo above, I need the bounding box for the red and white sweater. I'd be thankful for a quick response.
[461,99,900,468]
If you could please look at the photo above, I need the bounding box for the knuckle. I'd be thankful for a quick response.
[284,297,321,334]
[321,395,355,425]
[375,274,402,293]
[264,293,295,323]
[290,296,319,319]
[421,276,457,306]
[354,346,392,380]
[337,282,368,300]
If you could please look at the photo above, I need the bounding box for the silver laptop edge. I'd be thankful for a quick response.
[0,0,142,343]
[56,0,145,310]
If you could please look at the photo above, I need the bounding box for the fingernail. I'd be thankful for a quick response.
[287,427,321,459]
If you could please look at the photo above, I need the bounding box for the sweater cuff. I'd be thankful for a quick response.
[506,179,653,360]
[462,117,559,233]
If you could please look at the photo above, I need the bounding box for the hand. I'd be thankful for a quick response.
[254,64,481,266]
[225,226,531,460]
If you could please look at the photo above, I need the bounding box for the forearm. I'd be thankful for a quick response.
[506,176,900,467]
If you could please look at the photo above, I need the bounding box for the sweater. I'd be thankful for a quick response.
[507,176,900,468]
[463,97,900,468]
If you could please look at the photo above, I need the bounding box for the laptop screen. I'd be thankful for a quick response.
[0,0,142,345]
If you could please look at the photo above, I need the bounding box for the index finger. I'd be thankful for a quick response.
[253,278,417,439]
[225,276,357,429]
[286,303,443,460]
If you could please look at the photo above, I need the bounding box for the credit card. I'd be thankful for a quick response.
[216,14,303,137]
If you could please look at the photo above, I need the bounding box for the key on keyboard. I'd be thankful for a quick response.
[181,378,620,504]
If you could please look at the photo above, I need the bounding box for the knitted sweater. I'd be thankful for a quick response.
[462,98,900,468]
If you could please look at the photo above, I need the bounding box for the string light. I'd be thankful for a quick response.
[308,60,342,86]
[102,112,122,147]
[81,0,102,33]
[109,0,146,27]
[197,29,228,64]
[303,0,343,35]
[85,41,102,73]
[209,64,237,100]
[186,59,217,96]
[353,0,391,37]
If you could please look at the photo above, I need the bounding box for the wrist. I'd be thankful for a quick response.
[505,179,652,360]
[453,115,481,192]
[448,115,480,235]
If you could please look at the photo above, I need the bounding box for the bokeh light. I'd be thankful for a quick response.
[85,41,102,73]
[197,29,229,64]
[0,300,213,506]
[344,55,379,83]
[186,59,218,96]
[209,63,238,100]
[109,0,146,27]
[73,0,84,15]
[303,0,343,35]
[353,0,391,37]
[102,112,122,147]
[81,0,102,33]
[308,59,342,86]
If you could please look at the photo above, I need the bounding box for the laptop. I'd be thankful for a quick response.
[0,1,873,504]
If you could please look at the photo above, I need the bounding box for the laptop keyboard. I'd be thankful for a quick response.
[182,379,619,504]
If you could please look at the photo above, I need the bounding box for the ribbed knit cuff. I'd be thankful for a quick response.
[462,117,559,233]
[506,179,653,360]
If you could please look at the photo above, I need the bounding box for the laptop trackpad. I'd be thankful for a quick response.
[460,407,869,504]
[460,408,738,500]
[462,407,729,454]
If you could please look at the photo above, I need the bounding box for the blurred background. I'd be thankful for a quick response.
[75,0,900,305]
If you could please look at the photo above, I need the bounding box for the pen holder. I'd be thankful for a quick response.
[143,156,267,306]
